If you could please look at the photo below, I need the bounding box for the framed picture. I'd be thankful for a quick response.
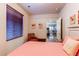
[32,24,36,29]
[77,11,79,24]
[70,14,76,25]
[38,23,43,29]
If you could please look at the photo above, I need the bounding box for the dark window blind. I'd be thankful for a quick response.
[6,5,23,41]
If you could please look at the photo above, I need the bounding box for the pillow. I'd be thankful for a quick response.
[63,38,79,56]
[77,50,79,56]
[76,50,79,56]
[63,36,70,45]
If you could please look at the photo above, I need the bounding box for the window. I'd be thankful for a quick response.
[6,5,23,41]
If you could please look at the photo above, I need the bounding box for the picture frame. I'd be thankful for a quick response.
[32,24,36,29]
[70,14,76,25]
[77,11,79,24]
[38,23,43,29]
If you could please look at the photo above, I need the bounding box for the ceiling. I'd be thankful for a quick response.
[19,3,65,15]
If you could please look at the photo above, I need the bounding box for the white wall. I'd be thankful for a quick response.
[29,14,59,39]
[59,3,79,39]
[0,3,30,55]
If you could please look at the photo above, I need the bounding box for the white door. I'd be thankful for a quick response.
[57,17,62,41]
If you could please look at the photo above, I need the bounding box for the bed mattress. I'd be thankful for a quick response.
[8,41,68,56]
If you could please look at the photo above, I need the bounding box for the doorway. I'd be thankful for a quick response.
[47,18,62,42]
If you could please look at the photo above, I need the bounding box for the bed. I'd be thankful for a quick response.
[8,26,79,56]
[8,41,68,56]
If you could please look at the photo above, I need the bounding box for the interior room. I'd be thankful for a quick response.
[0,3,79,56]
